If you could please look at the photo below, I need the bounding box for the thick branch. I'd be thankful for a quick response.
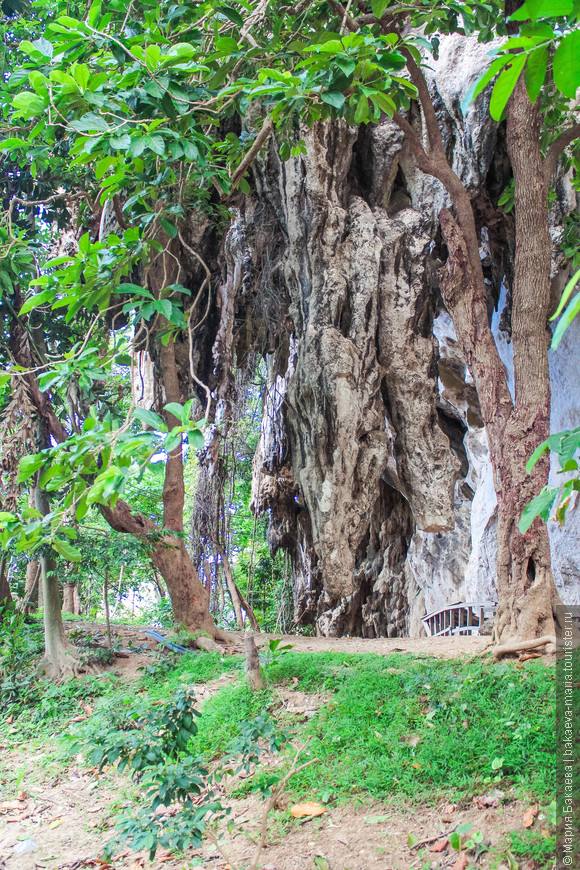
[543,121,580,184]
[400,49,447,159]
[228,118,274,194]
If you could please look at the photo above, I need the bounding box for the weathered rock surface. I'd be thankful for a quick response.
[239,35,579,635]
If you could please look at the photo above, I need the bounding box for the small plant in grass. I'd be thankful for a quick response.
[68,687,304,866]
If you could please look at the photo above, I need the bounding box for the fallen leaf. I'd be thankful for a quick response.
[364,814,390,824]
[523,803,539,828]
[452,852,470,870]
[17,791,27,801]
[474,794,500,809]
[290,802,326,819]
[0,801,22,811]
[49,818,63,829]
[400,734,421,747]
[462,719,469,729]
[429,837,449,852]
[519,653,541,662]
[443,804,456,814]
[412,763,421,769]
[6,715,13,724]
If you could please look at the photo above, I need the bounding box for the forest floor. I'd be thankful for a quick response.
[0,621,556,870]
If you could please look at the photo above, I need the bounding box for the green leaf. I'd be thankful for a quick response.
[489,54,527,121]
[11,92,45,119]
[321,92,346,109]
[524,46,548,104]
[0,138,29,151]
[354,94,369,124]
[18,290,54,315]
[449,832,462,851]
[188,428,205,450]
[553,29,580,98]
[17,454,46,484]
[145,134,165,156]
[217,5,244,26]
[52,537,82,562]
[130,137,148,158]
[519,487,558,533]
[165,402,186,423]
[551,289,580,349]
[160,217,177,238]
[510,0,572,21]
[461,56,508,112]
[526,439,549,473]
[134,408,167,430]
[371,0,390,17]
[551,268,580,321]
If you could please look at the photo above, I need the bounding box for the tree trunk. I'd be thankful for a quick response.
[62,581,76,614]
[35,481,79,678]
[0,553,12,612]
[493,76,562,643]
[395,50,564,647]
[216,543,261,632]
[23,559,40,613]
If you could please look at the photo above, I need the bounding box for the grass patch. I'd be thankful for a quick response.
[191,683,273,759]
[267,652,556,802]
[138,650,243,697]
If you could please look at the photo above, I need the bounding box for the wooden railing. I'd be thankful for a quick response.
[421,601,497,637]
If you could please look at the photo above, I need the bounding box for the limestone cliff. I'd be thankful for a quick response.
[207,37,579,636]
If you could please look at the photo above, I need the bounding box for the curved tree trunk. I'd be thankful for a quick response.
[35,482,79,678]
[493,76,562,643]
[396,57,565,648]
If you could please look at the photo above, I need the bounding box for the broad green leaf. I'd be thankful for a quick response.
[188,428,205,450]
[510,0,572,21]
[0,138,29,150]
[134,408,167,431]
[461,56,508,112]
[52,537,82,562]
[321,92,345,109]
[17,454,46,484]
[12,92,45,119]
[165,402,186,423]
[19,290,54,315]
[553,29,580,98]
[354,93,369,124]
[449,832,462,851]
[489,54,527,121]
[217,5,244,26]
[372,0,390,17]
[519,487,558,533]
[524,46,548,104]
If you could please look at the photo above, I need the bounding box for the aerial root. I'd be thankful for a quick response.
[493,634,557,660]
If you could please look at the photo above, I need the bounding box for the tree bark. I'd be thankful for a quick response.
[396,50,567,646]
[493,76,562,643]
[35,481,79,678]
[22,559,40,613]
[215,543,261,632]
[0,553,12,612]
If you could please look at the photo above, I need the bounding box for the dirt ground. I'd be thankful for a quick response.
[0,630,537,870]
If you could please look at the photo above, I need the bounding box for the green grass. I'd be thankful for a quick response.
[2,642,557,812]
[267,652,556,802]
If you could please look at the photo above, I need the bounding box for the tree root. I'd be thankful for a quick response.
[493,635,557,660]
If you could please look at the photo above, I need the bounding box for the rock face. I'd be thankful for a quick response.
[244,36,579,635]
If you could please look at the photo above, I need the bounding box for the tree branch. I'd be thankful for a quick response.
[227,118,274,196]
[543,121,580,184]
